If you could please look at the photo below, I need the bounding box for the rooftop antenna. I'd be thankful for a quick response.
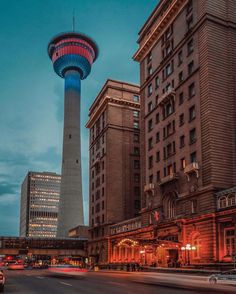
[72,9,75,32]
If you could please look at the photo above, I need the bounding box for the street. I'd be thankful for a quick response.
[3,270,236,294]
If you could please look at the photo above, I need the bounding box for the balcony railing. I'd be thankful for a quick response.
[144,183,155,192]
[158,88,175,106]
[159,173,178,185]
[184,162,199,181]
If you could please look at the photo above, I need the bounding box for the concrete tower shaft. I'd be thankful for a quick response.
[48,32,98,237]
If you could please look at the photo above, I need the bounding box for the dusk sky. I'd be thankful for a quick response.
[0,0,157,235]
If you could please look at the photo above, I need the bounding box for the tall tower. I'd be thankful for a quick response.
[48,32,98,237]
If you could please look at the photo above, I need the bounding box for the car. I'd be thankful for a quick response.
[48,265,88,277]
[7,263,24,270]
[0,270,5,292]
[209,269,236,285]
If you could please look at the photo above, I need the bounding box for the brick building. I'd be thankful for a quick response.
[86,79,141,263]
[106,0,236,268]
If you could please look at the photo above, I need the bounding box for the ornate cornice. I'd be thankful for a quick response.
[86,95,140,128]
[133,0,187,62]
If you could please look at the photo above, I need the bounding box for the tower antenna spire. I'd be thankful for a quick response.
[72,9,75,32]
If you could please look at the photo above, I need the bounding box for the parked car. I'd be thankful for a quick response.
[0,270,5,292]
[209,269,236,285]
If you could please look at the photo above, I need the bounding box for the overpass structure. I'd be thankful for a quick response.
[0,237,87,257]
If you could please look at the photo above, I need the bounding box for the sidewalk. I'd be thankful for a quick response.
[96,266,220,275]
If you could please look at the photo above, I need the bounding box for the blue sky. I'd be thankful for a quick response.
[0,0,157,235]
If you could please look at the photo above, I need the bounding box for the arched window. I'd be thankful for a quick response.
[219,196,227,208]
[163,192,177,219]
[228,194,236,207]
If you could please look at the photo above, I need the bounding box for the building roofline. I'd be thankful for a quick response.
[137,0,164,37]
[88,79,140,113]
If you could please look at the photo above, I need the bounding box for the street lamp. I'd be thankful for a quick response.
[181,244,196,265]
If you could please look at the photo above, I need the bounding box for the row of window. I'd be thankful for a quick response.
[149,151,196,182]
[147,82,196,122]
[147,38,194,96]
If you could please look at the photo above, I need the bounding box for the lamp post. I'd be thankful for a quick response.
[181,244,196,265]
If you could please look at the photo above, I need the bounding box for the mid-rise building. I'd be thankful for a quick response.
[105,0,236,268]
[86,79,140,263]
[20,171,61,238]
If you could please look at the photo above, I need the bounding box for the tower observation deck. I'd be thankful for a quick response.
[48,32,98,237]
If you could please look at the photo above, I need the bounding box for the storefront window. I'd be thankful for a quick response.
[224,228,236,257]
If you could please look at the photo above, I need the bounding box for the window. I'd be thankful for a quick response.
[179,92,184,105]
[188,61,194,75]
[69,134,72,139]
[163,127,166,139]
[134,134,139,142]
[148,119,153,132]
[219,196,227,209]
[134,160,140,169]
[148,137,153,150]
[188,82,195,98]
[149,174,153,183]
[133,95,139,102]
[167,164,173,175]
[133,110,139,118]
[179,71,184,83]
[163,147,166,159]
[133,122,139,129]
[147,51,152,62]
[165,62,173,77]
[156,151,160,162]
[148,83,153,96]
[191,199,197,213]
[181,158,186,169]
[224,229,236,257]
[134,174,140,183]
[164,195,176,219]
[148,66,152,76]
[179,113,184,126]
[156,132,160,143]
[180,135,185,148]
[156,113,160,124]
[190,128,196,144]
[167,143,172,157]
[155,76,160,88]
[166,102,173,117]
[134,147,140,155]
[178,50,183,65]
[148,102,153,112]
[148,156,153,169]
[167,123,172,136]
[156,171,160,182]
[187,15,193,30]
[186,0,193,14]
[92,206,94,215]
[187,39,194,55]
[190,151,196,163]
[173,141,176,153]
[189,105,196,121]
[165,24,173,39]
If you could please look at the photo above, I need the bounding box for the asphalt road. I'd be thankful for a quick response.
[3,269,236,294]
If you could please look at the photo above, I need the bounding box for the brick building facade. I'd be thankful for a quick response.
[88,0,236,269]
[86,79,141,264]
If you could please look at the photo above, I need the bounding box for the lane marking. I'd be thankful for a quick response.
[59,281,73,287]
[36,276,45,279]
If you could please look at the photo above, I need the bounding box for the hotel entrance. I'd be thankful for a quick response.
[155,240,181,267]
